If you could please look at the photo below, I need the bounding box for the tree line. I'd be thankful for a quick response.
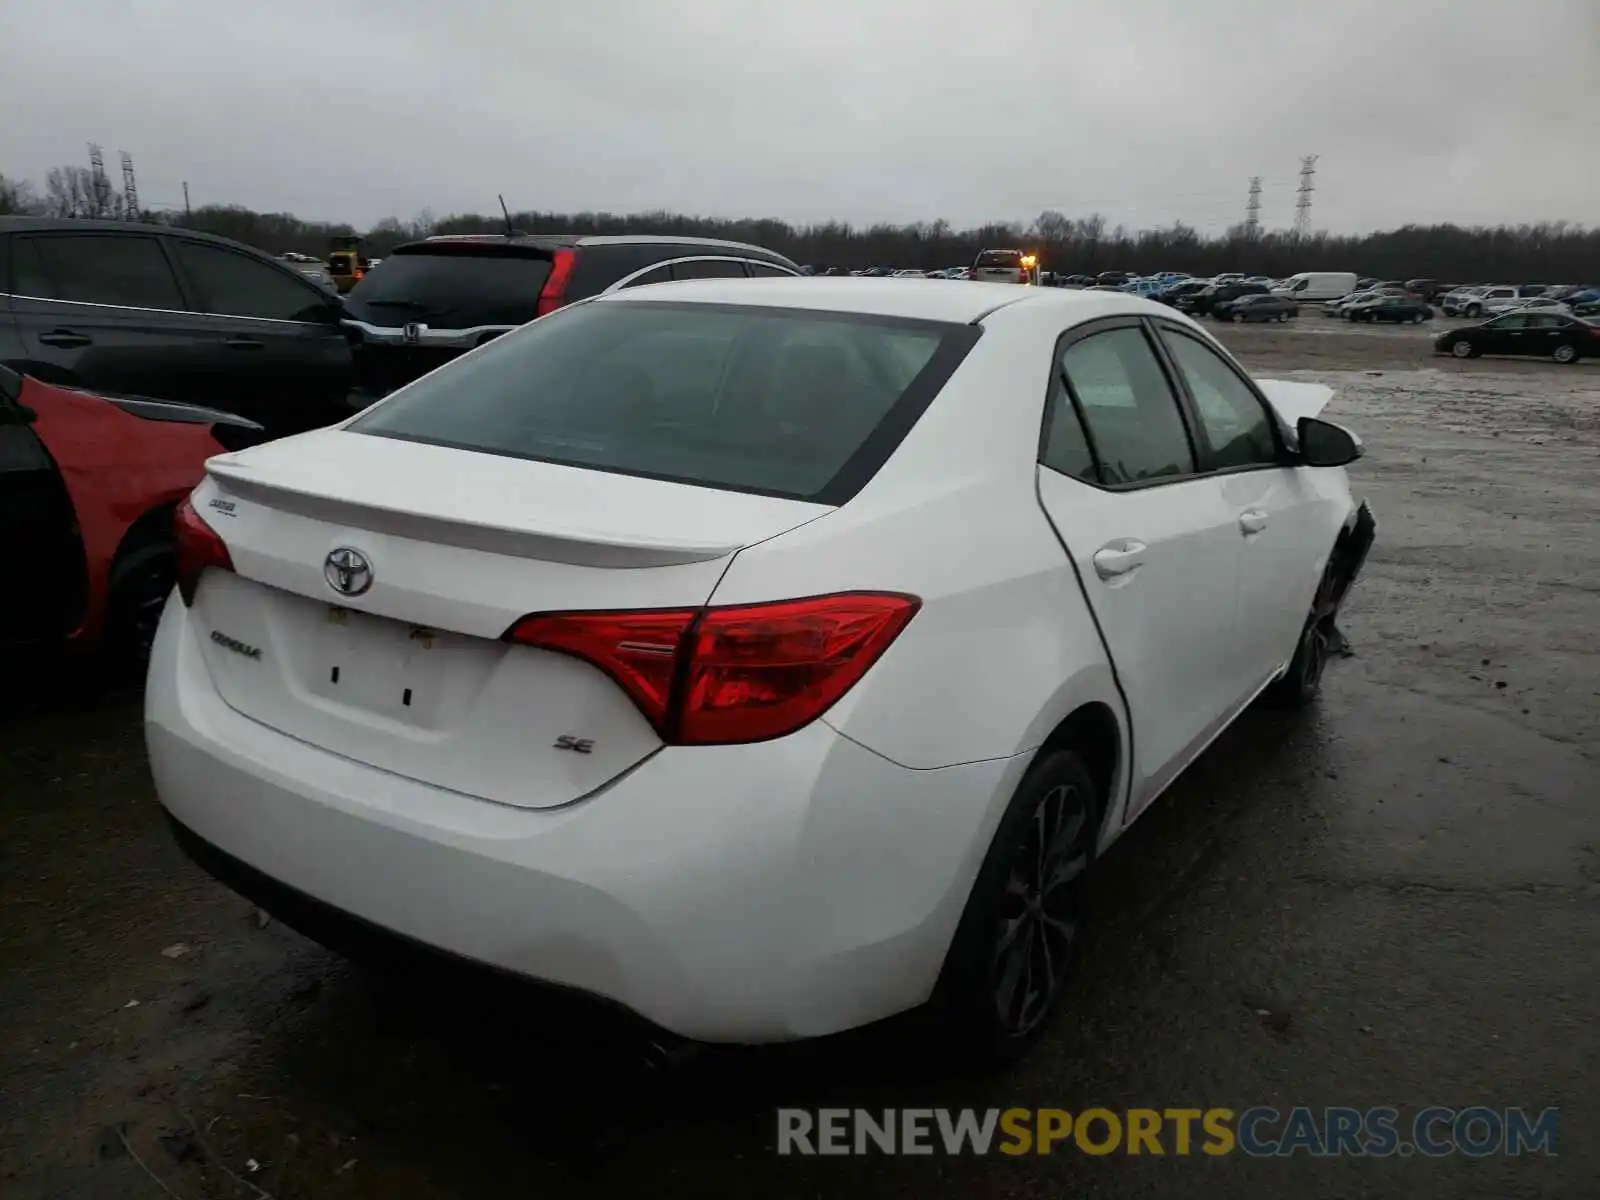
[3,164,1597,284]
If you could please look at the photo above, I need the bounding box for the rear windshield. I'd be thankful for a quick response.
[975,250,1023,269]
[349,299,978,504]
[350,248,554,326]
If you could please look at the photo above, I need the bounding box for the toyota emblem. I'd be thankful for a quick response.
[324,547,373,597]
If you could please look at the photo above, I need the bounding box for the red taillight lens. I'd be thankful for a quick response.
[536,249,576,316]
[505,591,920,745]
[506,607,698,732]
[173,496,234,607]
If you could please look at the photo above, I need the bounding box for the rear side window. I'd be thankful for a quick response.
[746,262,794,278]
[353,249,552,325]
[174,240,330,322]
[1053,327,1195,486]
[672,258,747,281]
[619,264,674,289]
[15,234,185,310]
[351,300,976,504]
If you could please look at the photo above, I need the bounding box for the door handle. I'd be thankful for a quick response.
[38,329,92,348]
[1239,508,1270,535]
[223,336,265,351]
[1092,539,1147,580]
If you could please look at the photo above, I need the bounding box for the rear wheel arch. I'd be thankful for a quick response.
[103,501,180,669]
[113,501,179,565]
[1030,700,1122,837]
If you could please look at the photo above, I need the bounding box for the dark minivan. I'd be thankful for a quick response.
[0,218,353,436]
[342,233,801,396]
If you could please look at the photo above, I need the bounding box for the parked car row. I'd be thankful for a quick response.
[1,218,804,436]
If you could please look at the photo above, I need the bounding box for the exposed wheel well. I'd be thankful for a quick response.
[112,502,178,576]
[1034,701,1121,832]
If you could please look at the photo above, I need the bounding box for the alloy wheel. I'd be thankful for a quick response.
[991,782,1089,1038]
[1451,340,1474,358]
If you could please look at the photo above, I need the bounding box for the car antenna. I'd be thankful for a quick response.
[498,194,517,238]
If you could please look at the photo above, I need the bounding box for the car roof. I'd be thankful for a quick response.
[596,277,1176,325]
[415,231,787,255]
[0,215,280,256]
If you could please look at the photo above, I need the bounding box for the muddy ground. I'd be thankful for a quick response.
[2,319,1596,1199]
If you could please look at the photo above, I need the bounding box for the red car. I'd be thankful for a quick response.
[0,366,264,668]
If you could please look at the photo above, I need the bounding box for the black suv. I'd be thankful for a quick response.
[342,233,801,396]
[0,218,353,436]
[1179,281,1269,316]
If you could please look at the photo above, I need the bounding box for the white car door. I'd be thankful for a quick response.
[1153,323,1320,696]
[1033,320,1243,818]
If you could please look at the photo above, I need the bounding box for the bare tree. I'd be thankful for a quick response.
[0,173,44,215]
[42,165,126,219]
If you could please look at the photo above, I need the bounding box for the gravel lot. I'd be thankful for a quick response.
[2,318,1596,1199]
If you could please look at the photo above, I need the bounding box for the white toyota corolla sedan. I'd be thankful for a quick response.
[146,278,1375,1060]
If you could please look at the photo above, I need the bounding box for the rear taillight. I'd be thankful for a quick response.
[173,496,234,606]
[505,591,920,744]
[536,249,576,316]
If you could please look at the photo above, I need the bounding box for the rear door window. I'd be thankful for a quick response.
[352,248,553,326]
[745,262,795,278]
[350,300,976,504]
[16,234,186,310]
[174,239,331,322]
[975,251,1022,269]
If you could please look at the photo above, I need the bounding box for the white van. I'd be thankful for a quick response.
[1273,271,1359,302]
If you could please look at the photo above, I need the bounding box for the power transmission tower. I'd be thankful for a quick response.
[120,152,140,220]
[87,143,112,219]
[1244,176,1262,237]
[1294,155,1319,238]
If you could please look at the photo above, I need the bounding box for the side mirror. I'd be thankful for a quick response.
[1297,416,1363,467]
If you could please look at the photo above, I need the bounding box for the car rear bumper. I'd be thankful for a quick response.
[144,599,1017,1042]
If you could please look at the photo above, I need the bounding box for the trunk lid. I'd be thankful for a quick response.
[189,430,829,808]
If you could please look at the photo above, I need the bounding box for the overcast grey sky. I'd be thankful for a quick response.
[2,0,1595,234]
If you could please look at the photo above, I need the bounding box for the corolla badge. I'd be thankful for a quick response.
[324,547,373,597]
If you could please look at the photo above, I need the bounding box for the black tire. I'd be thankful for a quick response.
[1451,339,1477,358]
[1552,343,1579,365]
[1466,304,1482,317]
[103,538,176,677]
[1265,559,1343,708]
[930,748,1099,1065]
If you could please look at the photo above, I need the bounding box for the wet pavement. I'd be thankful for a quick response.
[2,324,1597,1198]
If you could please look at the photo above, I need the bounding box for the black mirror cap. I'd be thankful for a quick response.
[1298,416,1363,468]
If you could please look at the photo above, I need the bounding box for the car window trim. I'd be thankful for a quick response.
[167,235,336,325]
[603,256,801,292]
[9,230,194,314]
[0,290,335,328]
[1038,315,1205,492]
[1144,317,1291,476]
[2,231,335,326]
